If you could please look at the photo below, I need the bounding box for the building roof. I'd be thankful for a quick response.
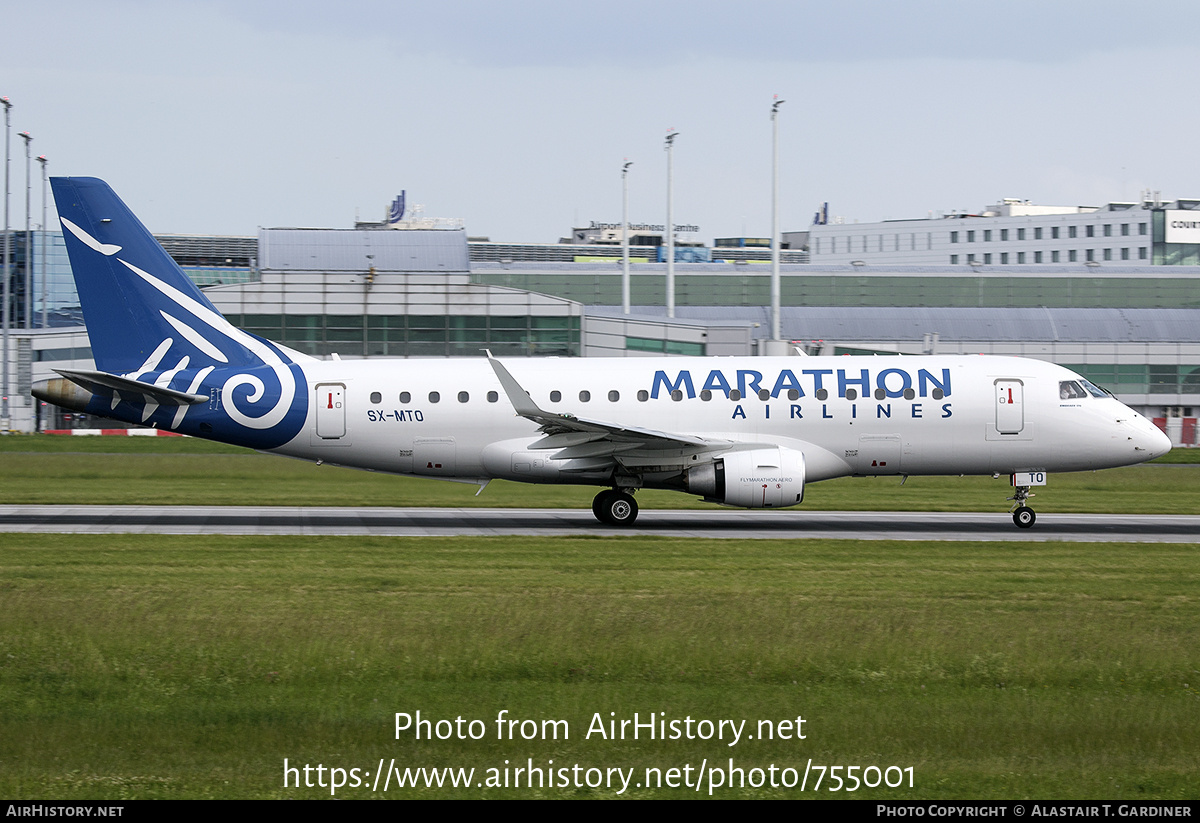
[595,306,1200,344]
[259,228,469,272]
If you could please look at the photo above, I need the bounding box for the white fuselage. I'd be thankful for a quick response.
[274,354,1170,489]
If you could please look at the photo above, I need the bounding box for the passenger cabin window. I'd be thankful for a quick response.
[550,391,561,403]
[458,391,469,403]
[637,390,648,402]
[487,391,498,403]
[729,390,742,401]
[758,389,770,400]
[579,390,591,402]
[700,390,712,401]
[400,392,411,403]
[370,391,382,404]
[608,390,620,402]
[429,391,440,403]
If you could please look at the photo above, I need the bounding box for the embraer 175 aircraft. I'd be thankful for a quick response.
[34,178,1171,528]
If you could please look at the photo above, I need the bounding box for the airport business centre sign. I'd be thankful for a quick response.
[1164,210,1200,244]
[590,221,701,234]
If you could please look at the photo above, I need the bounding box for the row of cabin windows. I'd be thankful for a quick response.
[950,224,1148,243]
[368,386,942,405]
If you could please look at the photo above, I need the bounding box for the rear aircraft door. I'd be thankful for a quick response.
[995,379,1024,435]
[315,383,346,439]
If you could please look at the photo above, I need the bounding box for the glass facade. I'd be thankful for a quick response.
[1152,210,1200,266]
[472,271,1200,309]
[227,312,581,358]
[2,230,78,328]
[626,336,705,356]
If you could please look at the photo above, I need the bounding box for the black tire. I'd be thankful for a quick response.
[592,489,617,523]
[1013,506,1036,529]
[604,492,639,526]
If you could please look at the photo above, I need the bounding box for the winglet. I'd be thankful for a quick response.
[486,353,545,418]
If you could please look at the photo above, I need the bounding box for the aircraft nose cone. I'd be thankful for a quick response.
[1146,423,1173,459]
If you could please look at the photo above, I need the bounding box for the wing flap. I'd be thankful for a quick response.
[552,441,645,460]
[529,432,609,450]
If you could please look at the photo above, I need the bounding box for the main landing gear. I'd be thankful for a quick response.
[1008,485,1036,529]
[592,488,639,526]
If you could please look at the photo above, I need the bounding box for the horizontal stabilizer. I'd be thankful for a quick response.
[55,369,208,406]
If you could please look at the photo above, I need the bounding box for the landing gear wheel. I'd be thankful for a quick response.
[1007,484,1036,529]
[605,492,638,526]
[1013,506,1036,529]
[592,489,638,526]
[592,489,617,522]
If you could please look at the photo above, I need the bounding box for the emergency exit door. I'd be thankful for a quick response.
[995,379,1024,435]
[316,383,346,439]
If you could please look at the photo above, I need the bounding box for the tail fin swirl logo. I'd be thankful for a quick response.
[51,177,309,449]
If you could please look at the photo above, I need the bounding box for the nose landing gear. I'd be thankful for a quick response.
[592,488,639,526]
[1008,485,1036,529]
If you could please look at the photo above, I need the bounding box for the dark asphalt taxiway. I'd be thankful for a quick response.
[1,505,1197,542]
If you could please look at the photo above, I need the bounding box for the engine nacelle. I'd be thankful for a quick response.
[685,447,806,508]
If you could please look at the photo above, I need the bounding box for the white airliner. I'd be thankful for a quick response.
[34,178,1172,528]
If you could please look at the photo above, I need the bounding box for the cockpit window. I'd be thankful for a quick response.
[1059,380,1087,400]
[1061,379,1110,400]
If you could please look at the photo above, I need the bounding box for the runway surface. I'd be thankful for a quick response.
[1,505,1198,542]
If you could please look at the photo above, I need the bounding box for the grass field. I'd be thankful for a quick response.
[1,533,1198,799]
[1,434,1198,513]
[1,434,1198,799]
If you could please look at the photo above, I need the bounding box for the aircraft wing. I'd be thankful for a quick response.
[487,355,733,469]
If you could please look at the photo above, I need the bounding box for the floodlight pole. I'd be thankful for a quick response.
[770,98,784,346]
[38,155,47,330]
[20,132,31,336]
[664,130,679,319]
[622,160,632,315]
[2,96,11,432]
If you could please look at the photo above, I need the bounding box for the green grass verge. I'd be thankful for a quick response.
[1,534,1197,799]
[0,433,1197,513]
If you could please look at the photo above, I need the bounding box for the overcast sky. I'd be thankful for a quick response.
[4,0,1199,242]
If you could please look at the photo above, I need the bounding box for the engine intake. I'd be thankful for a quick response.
[685,447,806,508]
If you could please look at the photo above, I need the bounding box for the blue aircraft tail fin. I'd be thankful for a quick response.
[50,177,256,374]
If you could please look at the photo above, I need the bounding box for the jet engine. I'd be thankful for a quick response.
[684,447,806,508]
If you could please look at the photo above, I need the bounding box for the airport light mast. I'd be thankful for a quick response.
[20,132,31,343]
[664,130,679,319]
[770,97,784,350]
[38,155,46,331]
[2,96,11,433]
[622,160,632,315]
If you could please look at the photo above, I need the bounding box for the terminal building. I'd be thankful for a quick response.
[3,194,1198,445]
[796,195,1200,267]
